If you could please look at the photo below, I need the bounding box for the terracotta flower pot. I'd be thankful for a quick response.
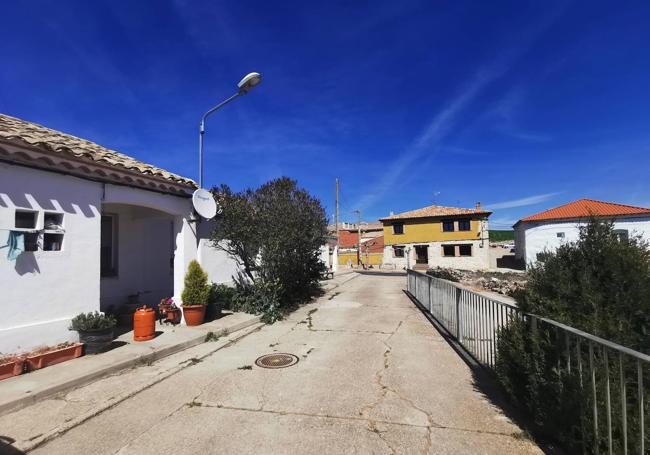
[166,309,181,324]
[26,343,83,371]
[182,305,206,326]
[0,358,25,380]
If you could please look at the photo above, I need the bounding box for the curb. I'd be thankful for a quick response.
[0,315,262,418]
[17,322,265,453]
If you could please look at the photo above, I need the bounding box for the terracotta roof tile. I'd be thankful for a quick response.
[519,199,650,222]
[0,113,195,187]
[380,204,491,221]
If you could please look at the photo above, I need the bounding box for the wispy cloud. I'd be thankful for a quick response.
[484,192,561,210]
[490,86,551,142]
[352,8,566,213]
[353,66,502,212]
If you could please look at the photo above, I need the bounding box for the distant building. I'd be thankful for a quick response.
[514,198,650,267]
[334,222,384,267]
[380,203,491,270]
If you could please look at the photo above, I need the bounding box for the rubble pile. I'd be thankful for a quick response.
[426,267,526,297]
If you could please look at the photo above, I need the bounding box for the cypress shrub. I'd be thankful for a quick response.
[181,260,210,306]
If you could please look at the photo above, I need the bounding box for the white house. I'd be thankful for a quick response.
[0,113,239,353]
[514,198,650,267]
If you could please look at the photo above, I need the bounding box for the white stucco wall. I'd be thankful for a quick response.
[518,216,650,267]
[0,164,102,353]
[382,239,490,270]
[195,221,243,286]
[0,163,202,353]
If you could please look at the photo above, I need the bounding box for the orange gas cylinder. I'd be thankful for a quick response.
[133,306,155,341]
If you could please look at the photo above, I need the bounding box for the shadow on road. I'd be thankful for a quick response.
[357,270,406,277]
[402,290,566,455]
[0,436,25,454]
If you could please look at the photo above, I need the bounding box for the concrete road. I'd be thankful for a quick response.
[29,272,541,454]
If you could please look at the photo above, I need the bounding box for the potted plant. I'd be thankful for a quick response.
[0,355,25,380]
[158,298,181,325]
[69,311,117,354]
[26,342,84,371]
[181,260,210,326]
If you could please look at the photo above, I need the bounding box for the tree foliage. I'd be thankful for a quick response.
[210,177,327,320]
[496,219,650,453]
[517,218,650,352]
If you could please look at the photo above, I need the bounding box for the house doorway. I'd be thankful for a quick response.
[100,203,174,314]
[415,245,429,265]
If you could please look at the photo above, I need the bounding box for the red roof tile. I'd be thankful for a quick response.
[519,199,650,222]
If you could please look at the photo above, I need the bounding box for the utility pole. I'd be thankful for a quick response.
[355,209,361,267]
[335,178,339,243]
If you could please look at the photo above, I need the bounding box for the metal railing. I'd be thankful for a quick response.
[407,269,649,454]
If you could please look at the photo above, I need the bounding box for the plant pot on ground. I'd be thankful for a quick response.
[181,260,210,326]
[26,343,83,371]
[0,356,25,380]
[69,312,117,354]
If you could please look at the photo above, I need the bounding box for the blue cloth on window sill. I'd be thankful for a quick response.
[5,231,25,261]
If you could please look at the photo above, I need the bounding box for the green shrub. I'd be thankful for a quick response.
[181,260,209,306]
[210,177,327,321]
[69,311,116,332]
[231,279,283,323]
[496,219,650,453]
[208,283,236,310]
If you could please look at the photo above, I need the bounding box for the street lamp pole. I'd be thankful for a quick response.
[198,72,262,189]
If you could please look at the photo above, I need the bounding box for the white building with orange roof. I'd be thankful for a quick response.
[514,198,650,267]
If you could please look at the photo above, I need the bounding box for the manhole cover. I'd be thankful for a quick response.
[255,353,299,369]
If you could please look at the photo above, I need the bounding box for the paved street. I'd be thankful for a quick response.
[11,272,540,454]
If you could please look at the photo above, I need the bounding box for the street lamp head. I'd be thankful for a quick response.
[237,72,262,93]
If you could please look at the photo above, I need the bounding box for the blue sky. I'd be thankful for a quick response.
[2,1,650,228]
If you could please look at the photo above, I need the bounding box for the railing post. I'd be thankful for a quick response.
[455,286,462,342]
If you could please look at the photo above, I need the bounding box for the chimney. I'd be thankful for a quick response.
[475,202,481,210]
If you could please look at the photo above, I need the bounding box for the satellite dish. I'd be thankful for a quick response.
[192,188,218,219]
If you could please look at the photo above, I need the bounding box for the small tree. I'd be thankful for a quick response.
[181,260,209,306]
[210,177,327,318]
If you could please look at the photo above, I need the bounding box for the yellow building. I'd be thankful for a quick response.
[379,203,491,270]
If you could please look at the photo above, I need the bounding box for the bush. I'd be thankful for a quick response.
[181,260,210,306]
[231,279,283,324]
[69,311,116,332]
[211,177,327,321]
[208,283,236,310]
[495,219,650,453]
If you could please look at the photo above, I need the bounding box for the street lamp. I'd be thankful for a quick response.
[198,72,262,188]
